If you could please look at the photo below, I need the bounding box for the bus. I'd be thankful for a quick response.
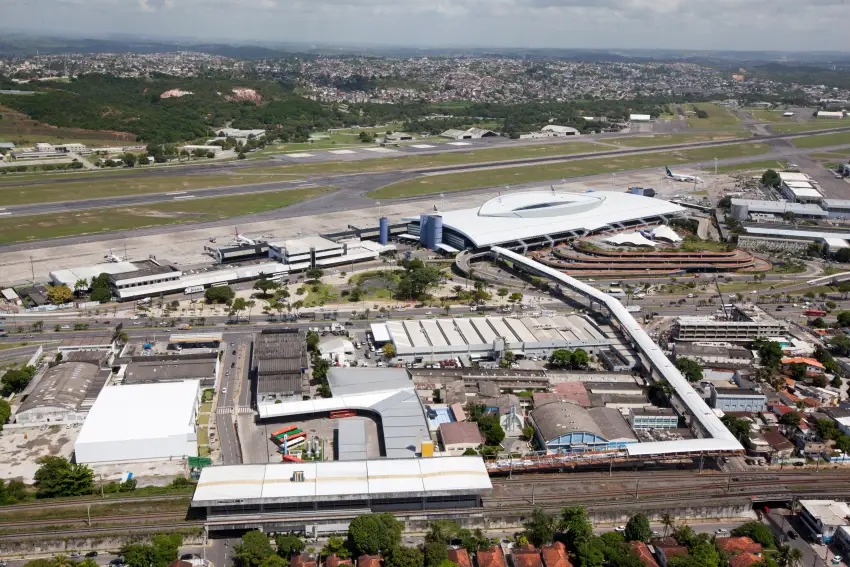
[804,309,827,317]
[271,425,298,437]
[210,282,229,288]
[330,410,356,419]
[184,285,204,294]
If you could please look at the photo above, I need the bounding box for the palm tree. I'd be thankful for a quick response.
[74,278,88,297]
[661,513,675,537]
[786,547,803,567]
[245,299,256,322]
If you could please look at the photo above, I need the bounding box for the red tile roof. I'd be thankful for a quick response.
[729,553,762,567]
[292,555,317,567]
[512,546,543,567]
[716,537,763,556]
[552,382,591,407]
[630,542,660,567]
[449,549,472,567]
[325,556,352,567]
[541,542,572,567]
[357,555,382,567]
[477,546,508,567]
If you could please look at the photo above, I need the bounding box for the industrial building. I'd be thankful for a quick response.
[798,500,850,543]
[729,199,829,221]
[438,421,484,455]
[372,315,612,364]
[49,260,145,289]
[520,125,580,139]
[673,306,786,342]
[673,343,754,368]
[57,333,117,355]
[709,385,767,413]
[402,190,684,251]
[335,418,368,461]
[778,172,823,203]
[122,355,218,387]
[629,408,679,430]
[14,359,109,425]
[74,380,200,464]
[191,456,492,518]
[629,114,652,122]
[254,329,308,406]
[529,401,637,453]
[258,367,430,459]
[742,226,850,256]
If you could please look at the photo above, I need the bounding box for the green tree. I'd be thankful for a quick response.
[789,363,807,382]
[259,557,288,567]
[731,521,776,548]
[0,398,12,429]
[558,506,593,545]
[306,268,325,282]
[468,405,505,446]
[306,331,320,352]
[572,348,589,369]
[74,278,89,296]
[386,546,423,567]
[0,478,28,504]
[761,169,781,188]
[321,536,350,559]
[426,520,461,544]
[424,542,449,567]
[624,513,652,542]
[123,152,137,167]
[675,357,703,382]
[382,343,397,359]
[275,534,305,558]
[347,512,403,555]
[754,339,784,371]
[396,259,442,300]
[721,415,751,443]
[524,506,556,546]
[231,297,249,321]
[234,531,276,567]
[46,284,74,305]
[359,131,374,143]
[837,311,850,327]
[122,544,153,567]
[33,456,94,498]
[150,533,182,567]
[205,285,235,304]
[253,278,278,298]
[779,411,801,427]
[549,349,573,369]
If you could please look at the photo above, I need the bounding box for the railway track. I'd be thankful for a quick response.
[0,522,205,541]
[0,513,189,530]
[0,493,192,512]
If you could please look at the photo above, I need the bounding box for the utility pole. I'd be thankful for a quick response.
[635,478,640,500]
[714,157,718,176]
[87,504,91,526]
[30,256,35,284]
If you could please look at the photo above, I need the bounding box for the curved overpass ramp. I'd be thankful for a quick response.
[491,246,743,457]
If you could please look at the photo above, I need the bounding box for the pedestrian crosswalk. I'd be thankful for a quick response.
[216,406,254,415]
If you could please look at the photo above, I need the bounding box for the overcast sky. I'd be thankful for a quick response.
[4,0,850,52]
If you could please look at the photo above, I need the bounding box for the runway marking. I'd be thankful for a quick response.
[447,141,472,146]
[363,147,399,153]
[286,153,314,158]
[410,144,437,149]
[328,149,356,155]
[166,191,187,196]
[173,195,196,200]
[0,212,10,216]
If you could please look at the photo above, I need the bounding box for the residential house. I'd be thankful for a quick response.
[357,555,382,567]
[292,554,318,567]
[653,539,689,567]
[762,428,795,460]
[716,537,763,557]
[477,546,508,567]
[782,357,825,377]
[439,421,485,455]
[448,549,472,567]
[541,542,572,567]
[512,546,544,567]
[325,556,352,567]
[729,554,762,567]
[630,542,660,567]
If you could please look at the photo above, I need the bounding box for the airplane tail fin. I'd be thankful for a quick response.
[665,166,672,176]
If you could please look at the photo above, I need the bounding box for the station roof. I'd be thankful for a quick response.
[405,190,683,248]
[114,262,288,300]
[49,261,139,287]
[259,368,428,459]
[190,456,492,507]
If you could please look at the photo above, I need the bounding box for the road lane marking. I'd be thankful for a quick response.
[166,191,187,195]
[173,195,196,200]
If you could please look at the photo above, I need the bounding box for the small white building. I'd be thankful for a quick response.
[816,111,844,119]
[74,380,200,464]
[319,336,355,364]
[439,128,498,140]
[629,114,652,122]
[180,145,222,155]
[34,142,55,152]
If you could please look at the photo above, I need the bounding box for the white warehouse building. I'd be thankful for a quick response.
[74,380,200,464]
[372,315,613,363]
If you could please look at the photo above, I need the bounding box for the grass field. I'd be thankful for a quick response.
[0,172,308,207]
[792,131,850,149]
[368,142,771,199]
[0,105,135,146]
[772,120,848,134]
[714,159,786,173]
[687,103,743,130]
[0,186,330,244]
[608,132,748,148]
[809,152,850,161]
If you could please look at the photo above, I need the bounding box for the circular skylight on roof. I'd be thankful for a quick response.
[477,191,605,219]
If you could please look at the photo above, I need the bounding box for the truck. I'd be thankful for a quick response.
[177,323,192,330]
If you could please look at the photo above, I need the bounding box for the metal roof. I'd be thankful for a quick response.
[17,362,102,415]
[337,418,368,461]
[744,226,850,241]
[731,199,828,216]
[407,190,684,248]
[260,368,428,459]
[531,401,604,441]
[49,261,139,287]
[492,247,743,454]
[190,456,492,506]
[124,359,216,384]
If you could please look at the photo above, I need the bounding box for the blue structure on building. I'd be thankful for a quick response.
[379,217,389,245]
[419,213,443,250]
[530,403,637,453]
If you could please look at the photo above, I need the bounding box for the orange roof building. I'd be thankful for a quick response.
[630,542,660,567]
[325,556,352,567]
[476,546,508,567]
[448,549,472,567]
[729,553,762,567]
[716,537,763,556]
[357,555,382,567]
[541,542,572,567]
[512,546,543,567]
[291,555,318,567]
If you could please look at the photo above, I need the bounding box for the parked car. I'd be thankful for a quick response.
[615,526,626,532]
[85,552,99,558]
[787,530,798,540]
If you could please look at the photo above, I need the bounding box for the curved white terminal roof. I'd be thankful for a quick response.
[605,232,657,247]
[492,247,743,455]
[413,190,684,248]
